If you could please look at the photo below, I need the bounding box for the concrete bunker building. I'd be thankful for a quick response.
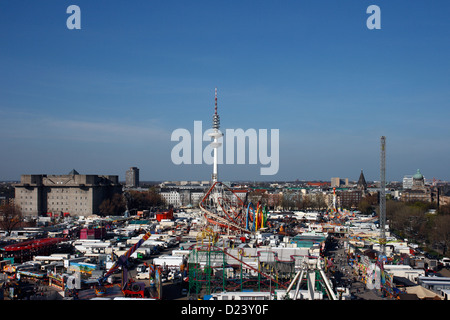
[15,169,122,217]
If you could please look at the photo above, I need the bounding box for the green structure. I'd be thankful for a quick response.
[187,244,297,298]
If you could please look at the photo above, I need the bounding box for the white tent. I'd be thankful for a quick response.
[405,285,443,300]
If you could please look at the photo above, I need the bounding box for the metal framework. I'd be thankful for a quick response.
[187,245,339,299]
[187,245,296,297]
[199,182,270,236]
[284,256,337,300]
[199,182,250,235]
[380,136,386,256]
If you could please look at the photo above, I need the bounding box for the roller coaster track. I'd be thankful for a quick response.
[199,182,250,235]
[200,205,249,234]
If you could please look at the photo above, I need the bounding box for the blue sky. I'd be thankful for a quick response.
[0,1,449,182]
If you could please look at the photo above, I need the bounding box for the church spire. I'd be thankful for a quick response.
[357,169,367,191]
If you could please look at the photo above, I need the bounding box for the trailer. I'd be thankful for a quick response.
[130,248,151,259]
[440,289,450,300]
[153,255,184,270]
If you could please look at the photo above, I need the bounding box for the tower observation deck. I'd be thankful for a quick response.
[209,88,223,184]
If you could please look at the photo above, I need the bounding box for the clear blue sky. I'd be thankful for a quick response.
[0,1,449,182]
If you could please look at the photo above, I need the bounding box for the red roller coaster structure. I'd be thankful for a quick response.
[199,182,269,235]
[1,238,67,252]
[0,238,68,263]
[199,182,251,235]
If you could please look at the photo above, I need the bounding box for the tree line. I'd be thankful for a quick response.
[385,200,450,257]
[98,189,166,216]
[246,190,328,211]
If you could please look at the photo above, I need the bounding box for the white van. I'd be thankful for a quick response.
[440,257,450,267]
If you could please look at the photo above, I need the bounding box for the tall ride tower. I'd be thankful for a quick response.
[379,136,386,256]
[209,88,223,183]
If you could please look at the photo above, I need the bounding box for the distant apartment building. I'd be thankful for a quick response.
[331,177,348,188]
[125,167,140,188]
[190,191,206,206]
[339,190,363,208]
[159,185,207,207]
[15,170,122,217]
[159,190,182,207]
[229,189,247,202]
[0,197,14,207]
[160,181,210,187]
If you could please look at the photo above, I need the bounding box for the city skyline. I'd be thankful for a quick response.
[1,1,449,182]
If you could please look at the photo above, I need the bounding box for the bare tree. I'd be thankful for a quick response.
[386,200,431,244]
[281,191,296,210]
[99,194,127,216]
[247,190,265,205]
[0,203,23,235]
[126,189,165,210]
[431,214,450,256]
[315,193,327,210]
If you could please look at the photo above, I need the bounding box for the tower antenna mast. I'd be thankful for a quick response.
[209,88,223,183]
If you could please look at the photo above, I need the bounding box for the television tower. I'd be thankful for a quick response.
[209,88,223,183]
[380,136,386,256]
